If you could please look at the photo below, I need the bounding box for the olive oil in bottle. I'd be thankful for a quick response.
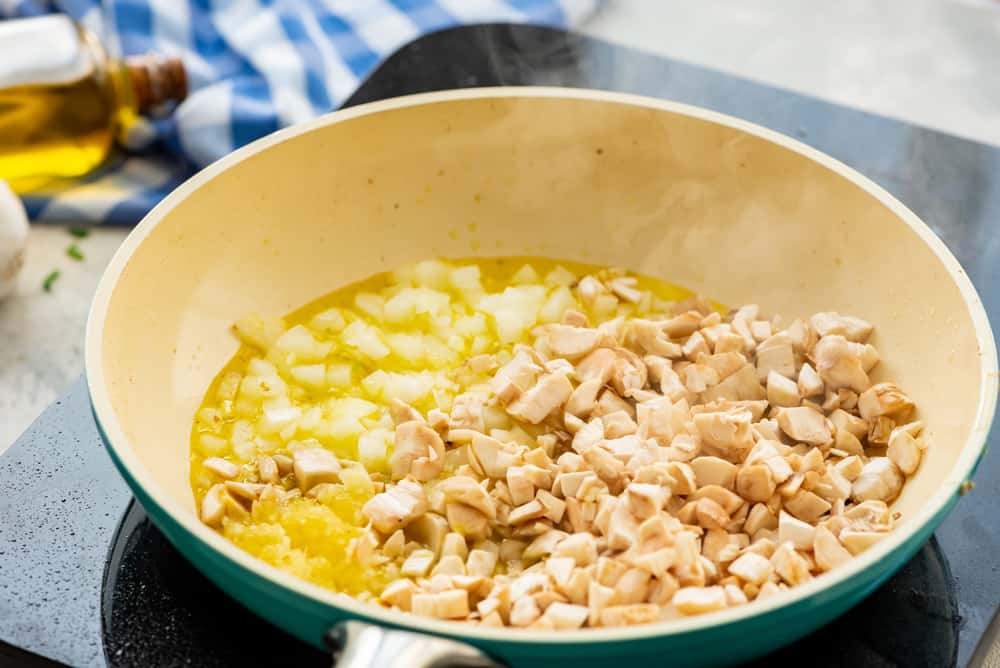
[0,15,187,193]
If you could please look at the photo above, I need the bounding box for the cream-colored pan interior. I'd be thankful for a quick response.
[88,89,996,637]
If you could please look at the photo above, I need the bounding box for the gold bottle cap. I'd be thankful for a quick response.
[126,55,188,113]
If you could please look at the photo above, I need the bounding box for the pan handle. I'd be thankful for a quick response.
[326,620,506,668]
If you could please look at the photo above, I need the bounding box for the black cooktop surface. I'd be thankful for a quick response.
[2,23,999,668]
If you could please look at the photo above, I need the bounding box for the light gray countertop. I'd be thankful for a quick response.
[3,0,1000,455]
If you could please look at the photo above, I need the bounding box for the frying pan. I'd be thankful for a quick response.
[85,88,997,667]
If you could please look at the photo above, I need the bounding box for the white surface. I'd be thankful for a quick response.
[0,226,127,452]
[3,0,1000,455]
[584,0,1000,147]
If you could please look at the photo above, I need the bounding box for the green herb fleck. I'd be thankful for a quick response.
[69,227,90,238]
[66,244,85,261]
[43,270,60,292]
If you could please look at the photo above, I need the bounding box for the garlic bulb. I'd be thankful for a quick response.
[0,180,29,300]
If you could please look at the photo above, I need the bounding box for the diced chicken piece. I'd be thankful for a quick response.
[401,549,437,577]
[522,529,568,563]
[404,512,450,555]
[545,556,576,587]
[636,398,674,444]
[610,348,648,396]
[479,611,505,627]
[388,398,424,426]
[840,529,886,555]
[411,590,470,620]
[700,365,766,403]
[766,370,801,408]
[625,482,670,519]
[851,457,904,502]
[438,476,496,519]
[744,503,778,536]
[755,334,796,380]
[662,311,702,338]
[629,319,683,358]
[812,467,852,502]
[449,392,487,432]
[609,276,643,303]
[887,424,924,475]
[507,373,574,424]
[200,484,228,527]
[508,499,547,525]
[292,448,342,491]
[363,478,428,533]
[858,383,915,421]
[728,552,773,585]
[694,498,730,530]
[571,417,605,454]
[603,435,642,460]
[594,317,625,349]
[469,434,521,479]
[690,456,738,489]
[776,406,833,445]
[583,446,627,494]
[390,421,445,482]
[562,309,590,328]
[771,542,812,586]
[509,595,542,627]
[553,532,598,566]
[381,530,406,558]
[566,378,602,419]
[701,352,746,381]
[203,457,240,480]
[643,355,671,386]
[440,532,468,560]
[603,410,638,438]
[466,548,498,577]
[813,525,852,572]
[587,581,616,625]
[778,510,816,550]
[431,554,467,576]
[541,602,589,629]
[783,490,832,523]
[809,312,873,343]
[683,331,711,360]
[735,464,775,503]
[255,455,279,484]
[536,489,566,523]
[714,331,747,354]
[673,586,727,615]
[380,579,417,610]
[575,348,617,384]
[664,461,698,495]
[507,466,535,506]
[446,503,491,540]
[649,365,685,402]
[749,321,772,343]
[546,324,602,360]
[797,363,824,398]
[813,335,870,393]
[868,416,895,445]
[684,364,720,393]
[693,408,755,462]
[829,408,868,439]
[272,453,293,476]
[599,604,660,627]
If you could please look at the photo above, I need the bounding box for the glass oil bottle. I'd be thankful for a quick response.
[0,15,187,192]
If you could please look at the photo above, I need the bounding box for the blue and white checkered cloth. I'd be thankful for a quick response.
[0,0,599,224]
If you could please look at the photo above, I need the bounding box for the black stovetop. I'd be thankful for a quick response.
[2,23,999,668]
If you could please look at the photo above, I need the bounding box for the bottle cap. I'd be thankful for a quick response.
[126,55,188,113]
